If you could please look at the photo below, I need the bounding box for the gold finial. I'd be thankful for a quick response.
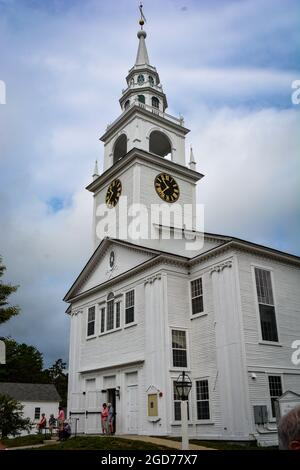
[139,2,146,30]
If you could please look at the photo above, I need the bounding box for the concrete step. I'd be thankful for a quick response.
[43,439,58,445]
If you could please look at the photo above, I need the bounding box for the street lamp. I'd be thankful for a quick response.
[175,371,192,450]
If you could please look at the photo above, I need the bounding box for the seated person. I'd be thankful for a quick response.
[60,421,71,440]
[37,413,46,433]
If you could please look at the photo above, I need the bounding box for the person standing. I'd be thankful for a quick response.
[57,406,65,440]
[48,414,56,435]
[37,413,46,433]
[108,403,115,435]
[100,403,109,434]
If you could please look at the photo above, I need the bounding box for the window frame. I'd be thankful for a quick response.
[252,265,280,344]
[125,289,135,326]
[189,277,205,319]
[86,306,96,338]
[34,407,41,420]
[268,374,283,420]
[170,328,189,371]
[195,378,211,422]
[98,294,123,336]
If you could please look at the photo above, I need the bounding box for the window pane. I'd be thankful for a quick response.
[100,308,105,333]
[34,407,41,420]
[107,300,114,331]
[173,348,187,368]
[197,401,210,420]
[172,330,186,349]
[125,306,134,324]
[268,376,282,417]
[126,290,134,308]
[191,278,202,298]
[192,296,203,315]
[196,380,209,400]
[88,306,95,321]
[116,303,120,328]
[259,304,278,342]
[255,268,274,305]
[87,322,95,336]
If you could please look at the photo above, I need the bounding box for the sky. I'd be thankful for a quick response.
[0,0,299,367]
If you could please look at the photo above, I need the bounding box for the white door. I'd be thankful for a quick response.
[126,385,138,434]
[85,379,100,434]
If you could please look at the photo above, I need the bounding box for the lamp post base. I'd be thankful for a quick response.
[181,400,189,450]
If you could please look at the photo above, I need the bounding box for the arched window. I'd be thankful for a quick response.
[138,95,145,104]
[113,134,127,164]
[149,130,172,158]
[124,100,130,110]
[149,76,154,86]
[152,97,159,109]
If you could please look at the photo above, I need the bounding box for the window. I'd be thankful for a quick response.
[138,94,145,104]
[106,293,114,331]
[254,268,278,342]
[172,330,187,368]
[152,96,159,108]
[34,407,41,420]
[137,74,144,85]
[125,290,135,324]
[116,302,121,328]
[196,380,210,420]
[149,75,154,86]
[87,306,95,336]
[173,382,190,421]
[191,278,203,315]
[268,375,282,418]
[100,307,105,333]
[124,99,130,110]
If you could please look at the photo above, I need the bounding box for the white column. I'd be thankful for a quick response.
[181,400,189,450]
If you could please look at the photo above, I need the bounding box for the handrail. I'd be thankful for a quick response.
[106,102,184,131]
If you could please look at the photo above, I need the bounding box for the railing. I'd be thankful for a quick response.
[106,101,184,131]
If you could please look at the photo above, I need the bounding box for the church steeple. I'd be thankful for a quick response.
[135,30,150,66]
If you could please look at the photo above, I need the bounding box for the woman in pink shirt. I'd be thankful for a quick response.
[100,403,109,434]
[57,407,65,439]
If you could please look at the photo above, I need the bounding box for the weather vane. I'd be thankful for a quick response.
[139,2,147,29]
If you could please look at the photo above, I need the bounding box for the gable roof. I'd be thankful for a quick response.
[64,232,300,305]
[0,383,61,402]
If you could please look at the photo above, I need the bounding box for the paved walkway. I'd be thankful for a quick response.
[121,435,215,450]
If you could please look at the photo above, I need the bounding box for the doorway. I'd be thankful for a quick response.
[107,388,116,434]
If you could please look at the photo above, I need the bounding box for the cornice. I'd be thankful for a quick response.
[86,148,203,193]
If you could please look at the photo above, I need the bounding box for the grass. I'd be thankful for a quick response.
[38,436,170,451]
[2,434,51,448]
[162,436,278,450]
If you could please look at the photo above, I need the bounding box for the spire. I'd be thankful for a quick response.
[189,146,197,171]
[135,2,149,65]
[93,160,99,180]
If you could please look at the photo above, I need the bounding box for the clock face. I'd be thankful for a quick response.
[105,179,122,208]
[154,173,180,203]
[137,74,144,85]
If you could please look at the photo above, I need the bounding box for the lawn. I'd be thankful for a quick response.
[162,437,278,451]
[38,436,170,451]
[2,434,51,448]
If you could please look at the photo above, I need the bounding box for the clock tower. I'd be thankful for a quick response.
[87,13,204,255]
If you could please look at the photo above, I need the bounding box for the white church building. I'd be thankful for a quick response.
[64,16,300,446]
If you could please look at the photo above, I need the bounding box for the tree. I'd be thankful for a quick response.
[0,257,20,325]
[45,359,68,408]
[0,338,47,384]
[0,394,32,438]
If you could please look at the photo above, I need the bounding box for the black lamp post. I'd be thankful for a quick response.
[175,371,192,450]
